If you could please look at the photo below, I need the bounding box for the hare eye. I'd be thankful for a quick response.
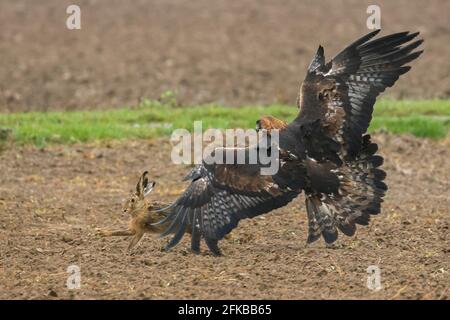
[131,199,135,203]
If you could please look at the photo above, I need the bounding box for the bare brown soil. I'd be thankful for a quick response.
[0,134,448,299]
[0,0,449,112]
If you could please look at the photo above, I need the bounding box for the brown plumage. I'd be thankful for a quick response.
[156,30,423,256]
[256,115,288,133]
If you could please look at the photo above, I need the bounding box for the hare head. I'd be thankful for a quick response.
[122,171,155,217]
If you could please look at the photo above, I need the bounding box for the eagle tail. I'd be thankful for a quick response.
[306,135,387,243]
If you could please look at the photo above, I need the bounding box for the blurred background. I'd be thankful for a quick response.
[0,0,448,112]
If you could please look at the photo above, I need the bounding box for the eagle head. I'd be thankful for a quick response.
[256,116,288,133]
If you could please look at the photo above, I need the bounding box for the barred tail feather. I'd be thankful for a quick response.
[306,134,387,243]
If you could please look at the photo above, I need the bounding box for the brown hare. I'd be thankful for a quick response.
[99,171,171,250]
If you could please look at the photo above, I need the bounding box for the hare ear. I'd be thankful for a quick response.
[136,171,149,198]
[143,181,155,197]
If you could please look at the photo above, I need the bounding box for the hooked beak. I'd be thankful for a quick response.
[255,120,262,132]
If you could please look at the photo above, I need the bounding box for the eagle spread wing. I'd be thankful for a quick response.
[294,30,422,243]
[296,29,423,159]
[155,144,304,256]
[157,30,423,255]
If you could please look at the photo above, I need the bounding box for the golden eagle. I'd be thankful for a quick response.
[155,30,423,255]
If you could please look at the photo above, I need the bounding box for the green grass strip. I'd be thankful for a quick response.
[0,99,448,146]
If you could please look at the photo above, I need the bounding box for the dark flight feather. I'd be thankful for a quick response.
[156,31,422,254]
